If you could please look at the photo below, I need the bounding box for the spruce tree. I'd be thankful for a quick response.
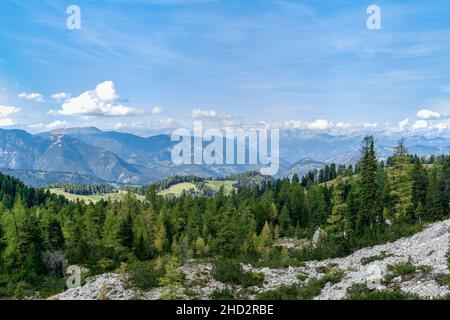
[388,139,413,221]
[326,177,349,240]
[411,159,427,219]
[358,135,378,230]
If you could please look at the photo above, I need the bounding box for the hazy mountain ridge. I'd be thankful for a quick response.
[0,127,449,186]
[0,168,107,187]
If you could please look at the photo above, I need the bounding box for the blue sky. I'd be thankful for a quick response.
[1,0,450,135]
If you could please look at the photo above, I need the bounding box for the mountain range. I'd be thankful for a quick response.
[0,127,449,187]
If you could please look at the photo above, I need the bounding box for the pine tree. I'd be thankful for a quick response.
[411,159,427,219]
[427,168,445,219]
[326,177,349,240]
[279,205,290,236]
[290,184,306,227]
[387,139,413,221]
[159,256,184,299]
[358,135,378,230]
[345,186,359,235]
[256,222,273,257]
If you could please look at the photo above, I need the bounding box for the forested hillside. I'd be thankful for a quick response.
[0,136,448,299]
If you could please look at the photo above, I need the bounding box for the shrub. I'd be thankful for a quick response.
[211,288,236,300]
[346,284,420,300]
[126,260,164,290]
[360,252,393,265]
[212,259,264,287]
[383,259,421,284]
[258,271,343,300]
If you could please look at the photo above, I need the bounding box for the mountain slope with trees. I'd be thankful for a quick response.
[0,136,448,299]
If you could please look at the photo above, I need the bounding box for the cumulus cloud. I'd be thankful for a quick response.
[57,81,142,117]
[51,92,71,102]
[18,92,44,102]
[151,107,163,114]
[417,109,441,120]
[283,120,305,129]
[28,120,68,130]
[0,105,21,117]
[46,120,68,129]
[0,105,20,127]
[191,109,218,119]
[412,120,428,130]
[335,122,351,129]
[0,118,16,127]
[307,119,332,130]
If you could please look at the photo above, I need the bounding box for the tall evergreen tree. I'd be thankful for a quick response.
[326,177,349,240]
[358,135,378,230]
[387,139,413,221]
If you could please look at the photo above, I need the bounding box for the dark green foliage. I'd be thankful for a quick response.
[258,271,343,300]
[47,183,117,195]
[212,259,264,287]
[359,135,379,230]
[346,284,420,300]
[126,260,164,290]
[360,252,393,265]
[211,288,236,300]
[383,259,430,284]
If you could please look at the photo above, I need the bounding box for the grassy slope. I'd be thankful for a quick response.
[158,180,237,197]
[205,180,236,195]
[48,188,145,203]
[158,182,198,197]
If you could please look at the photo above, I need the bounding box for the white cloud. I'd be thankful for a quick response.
[151,107,163,114]
[0,105,20,127]
[18,92,44,102]
[398,118,409,131]
[433,122,448,131]
[307,119,332,130]
[27,123,45,129]
[159,117,176,126]
[58,81,142,117]
[191,109,218,119]
[0,118,16,127]
[95,81,118,101]
[362,122,378,129]
[283,120,305,129]
[0,105,21,117]
[51,92,71,102]
[46,120,68,129]
[335,122,351,129]
[412,120,428,130]
[417,109,440,120]
[28,120,68,130]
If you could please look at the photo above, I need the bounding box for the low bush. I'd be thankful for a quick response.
[346,284,420,300]
[211,288,236,300]
[360,252,393,265]
[212,259,264,287]
[383,259,424,284]
[126,260,164,290]
[258,271,343,300]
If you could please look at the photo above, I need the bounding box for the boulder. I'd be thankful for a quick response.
[312,227,327,247]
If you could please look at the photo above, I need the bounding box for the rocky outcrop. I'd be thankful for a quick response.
[50,273,138,300]
[51,219,450,300]
[248,218,450,299]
